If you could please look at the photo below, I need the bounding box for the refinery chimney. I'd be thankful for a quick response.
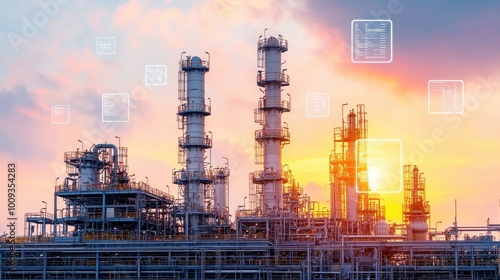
[403,165,430,241]
[173,54,213,234]
[330,104,385,234]
[251,32,291,212]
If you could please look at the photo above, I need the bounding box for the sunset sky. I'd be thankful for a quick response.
[1,0,500,236]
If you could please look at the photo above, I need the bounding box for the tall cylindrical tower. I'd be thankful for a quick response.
[251,34,291,212]
[213,166,230,225]
[345,110,358,224]
[330,104,374,234]
[403,165,430,241]
[173,55,212,233]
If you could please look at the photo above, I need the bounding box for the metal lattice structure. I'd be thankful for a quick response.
[329,104,385,234]
[2,238,500,279]
[403,165,431,240]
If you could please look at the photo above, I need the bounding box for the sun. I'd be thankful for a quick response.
[368,167,381,191]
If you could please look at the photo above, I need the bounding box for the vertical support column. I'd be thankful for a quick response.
[307,246,312,280]
[53,192,57,237]
[201,250,206,280]
[137,253,141,280]
[137,192,141,240]
[0,251,3,280]
[102,192,106,231]
[43,250,47,280]
[95,251,99,280]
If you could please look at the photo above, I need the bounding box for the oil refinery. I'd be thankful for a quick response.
[1,32,500,280]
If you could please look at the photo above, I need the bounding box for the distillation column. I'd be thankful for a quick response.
[251,34,291,212]
[213,166,230,225]
[330,104,372,234]
[174,55,212,234]
[403,165,430,241]
[345,110,358,224]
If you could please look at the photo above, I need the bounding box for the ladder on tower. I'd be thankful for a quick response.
[357,104,367,139]
[254,141,264,164]
[257,48,265,69]
[177,115,186,130]
[178,70,187,101]
[177,146,186,164]
[254,108,264,125]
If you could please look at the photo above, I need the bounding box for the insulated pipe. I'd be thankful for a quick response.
[412,166,419,204]
[93,143,119,184]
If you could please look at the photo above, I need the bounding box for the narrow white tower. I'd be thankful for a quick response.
[251,33,291,212]
[345,110,358,224]
[213,166,230,225]
[173,54,212,234]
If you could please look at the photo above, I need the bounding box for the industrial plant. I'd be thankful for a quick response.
[1,32,500,280]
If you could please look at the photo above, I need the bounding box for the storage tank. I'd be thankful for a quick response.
[374,219,389,235]
[408,220,428,241]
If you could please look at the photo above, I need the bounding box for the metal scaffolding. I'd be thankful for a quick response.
[329,104,385,235]
[403,165,430,241]
[2,239,500,279]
